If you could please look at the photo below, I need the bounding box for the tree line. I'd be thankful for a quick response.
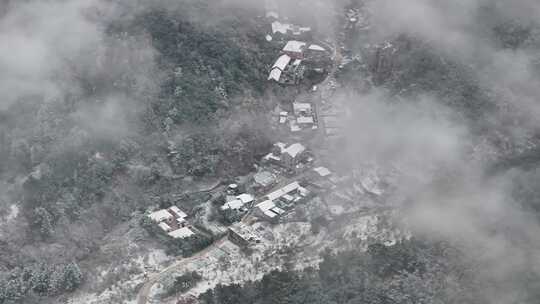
[0,262,82,303]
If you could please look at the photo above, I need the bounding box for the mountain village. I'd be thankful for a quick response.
[129,1,410,304]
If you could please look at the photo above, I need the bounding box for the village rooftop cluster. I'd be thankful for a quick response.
[265,4,332,86]
[146,136,339,246]
[144,0,373,248]
[148,206,195,239]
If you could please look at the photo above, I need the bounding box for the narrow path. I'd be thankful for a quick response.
[137,236,228,304]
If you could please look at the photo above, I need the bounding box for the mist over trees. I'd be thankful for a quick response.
[1,0,540,303]
[197,1,540,303]
[0,0,275,302]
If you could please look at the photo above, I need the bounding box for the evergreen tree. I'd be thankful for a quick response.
[62,262,83,292]
[1,278,26,303]
[47,267,64,295]
[33,207,54,238]
[30,264,51,296]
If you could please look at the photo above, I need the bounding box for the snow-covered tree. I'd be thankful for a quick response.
[62,262,83,292]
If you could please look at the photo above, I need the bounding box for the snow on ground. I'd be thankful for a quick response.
[152,221,323,301]
[84,208,408,304]
[153,216,398,301]
[134,249,170,272]
[71,248,174,304]
[343,215,378,240]
[273,223,308,242]
[70,209,409,304]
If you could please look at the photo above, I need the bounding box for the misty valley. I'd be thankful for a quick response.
[1,0,540,304]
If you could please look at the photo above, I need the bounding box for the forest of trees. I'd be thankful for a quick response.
[0,2,275,303]
[0,262,82,303]
[113,8,278,126]
[199,239,482,304]
[2,0,540,303]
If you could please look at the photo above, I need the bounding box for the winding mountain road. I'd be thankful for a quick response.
[136,237,227,304]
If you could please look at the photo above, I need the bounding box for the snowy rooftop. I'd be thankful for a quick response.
[169,206,188,219]
[271,207,286,215]
[283,41,306,53]
[268,68,282,81]
[293,102,312,111]
[314,166,332,177]
[263,210,278,218]
[148,209,174,222]
[158,222,172,232]
[221,199,245,211]
[256,200,276,212]
[308,44,326,51]
[263,152,281,162]
[297,116,314,124]
[272,21,292,34]
[283,143,306,158]
[282,194,294,202]
[298,186,310,197]
[266,181,301,201]
[237,193,255,204]
[272,54,292,70]
[168,227,195,239]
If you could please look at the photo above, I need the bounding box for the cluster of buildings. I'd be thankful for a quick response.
[268,41,329,85]
[263,1,330,85]
[216,141,324,226]
[220,192,255,212]
[226,171,332,248]
[268,52,304,85]
[263,142,311,173]
[216,184,257,223]
[225,165,335,249]
[275,89,321,134]
[291,101,318,132]
[148,206,196,239]
[215,141,312,225]
[254,181,311,222]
